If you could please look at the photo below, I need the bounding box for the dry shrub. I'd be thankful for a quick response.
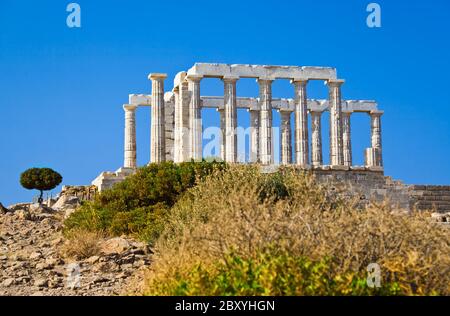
[143,165,450,295]
[61,228,105,260]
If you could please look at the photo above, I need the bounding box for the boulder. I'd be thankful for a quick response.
[101,237,131,255]
[431,212,446,223]
[29,203,55,214]
[52,195,80,211]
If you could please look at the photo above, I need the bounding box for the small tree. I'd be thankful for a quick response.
[20,168,63,204]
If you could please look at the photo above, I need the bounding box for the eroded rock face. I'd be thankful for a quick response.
[0,203,8,214]
[0,203,151,296]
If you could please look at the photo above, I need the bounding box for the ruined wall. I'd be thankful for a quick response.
[310,169,411,209]
[59,185,98,201]
[408,185,450,213]
[310,170,450,213]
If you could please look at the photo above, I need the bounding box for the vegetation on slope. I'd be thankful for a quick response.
[64,161,225,242]
[65,163,450,295]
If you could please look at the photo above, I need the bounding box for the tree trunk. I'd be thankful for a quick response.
[38,190,44,204]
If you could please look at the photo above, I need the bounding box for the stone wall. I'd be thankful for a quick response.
[408,185,450,213]
[91,168,135,192]
[90,164,449,214]
[310,170,450,213]
[59,185,97,201]
[310,169,411,209]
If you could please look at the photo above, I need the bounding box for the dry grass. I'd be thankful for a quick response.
[60,228,105,260]
[142,165,450,295]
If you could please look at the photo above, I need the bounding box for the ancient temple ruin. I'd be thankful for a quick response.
[94,63,385,190]
[89,63,450,215]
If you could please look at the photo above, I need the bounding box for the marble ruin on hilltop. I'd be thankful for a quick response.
[93,63,384,190]
[89,63,450,215]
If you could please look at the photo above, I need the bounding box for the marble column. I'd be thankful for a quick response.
[310,111,323,167]
[342,111,353,167]
[217,108,225,161]
[187,75,203,161]
[370,110,383,167]
[149,73,167,163]
[292,79,309,166]
[179,78,190,162]
[223,77,238,163]
[280,110,292,165]
[327,79,345,166]
[248,109,260,163]
[173,86,181,163]
[123,104,138,169]
[257,78,273,165]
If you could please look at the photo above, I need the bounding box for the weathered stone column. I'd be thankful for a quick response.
[327,79,345,166]
[310,111,323,167]
[149,73,167,163]
[368,110,384,167]
[217,108,225,161]
[257,78,273,165]
[342,111,353,167]
[292,79,309,166]
[178,76,190,162]
[279,110,292,165]
[248,109,259,163]
[223,76,239,163]
[123,104,138,169]
[172,87,181,163]
[187,75,203,161]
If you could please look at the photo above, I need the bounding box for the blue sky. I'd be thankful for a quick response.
[1,0,449,205]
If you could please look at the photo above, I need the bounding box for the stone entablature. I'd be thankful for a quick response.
[129,94,379,113]
[184,63,337,81]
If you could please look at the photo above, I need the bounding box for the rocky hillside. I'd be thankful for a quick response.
[0,200,151,296]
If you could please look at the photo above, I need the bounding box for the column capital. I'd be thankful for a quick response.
[290,78,309,85]
[342,110,353,116]
[186,74,203,82]
[222,76,239,83]
[148,73,168,81]
[123,104,138,111]
[277,108,293,114]
[370,110,384,117]
[309,109,324,115]
[256,77,274,84]
[326,79,345,87]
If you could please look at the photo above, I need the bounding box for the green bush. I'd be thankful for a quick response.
[146,249,402,296]
[64,160,225,242]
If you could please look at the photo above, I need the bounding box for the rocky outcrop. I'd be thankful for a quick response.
[431,212,450,224]
[0,203,151,296]
[0,203,8,214]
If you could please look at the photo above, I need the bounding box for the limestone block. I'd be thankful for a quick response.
[187,63,337,81]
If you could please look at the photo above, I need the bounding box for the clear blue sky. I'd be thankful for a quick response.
[1,0,449,205]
